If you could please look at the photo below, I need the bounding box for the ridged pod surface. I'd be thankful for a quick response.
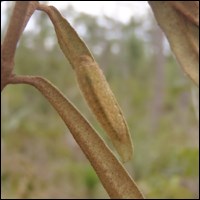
[76,55,133,162]
[39,5,133,162]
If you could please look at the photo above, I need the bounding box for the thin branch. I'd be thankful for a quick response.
[1,1,39,91]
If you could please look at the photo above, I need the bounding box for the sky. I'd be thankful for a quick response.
[1,1,150,27]
[1,1,151,46]
[48,1,150,23]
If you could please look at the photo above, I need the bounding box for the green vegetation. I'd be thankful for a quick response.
[1,3,199,199]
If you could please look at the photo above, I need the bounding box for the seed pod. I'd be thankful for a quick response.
[75,55,133,162]
[38,5,133,162]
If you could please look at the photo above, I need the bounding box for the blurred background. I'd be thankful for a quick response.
[1,1,199,199]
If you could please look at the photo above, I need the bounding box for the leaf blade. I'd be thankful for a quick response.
[149,1,199,86]
[9,75,144,199]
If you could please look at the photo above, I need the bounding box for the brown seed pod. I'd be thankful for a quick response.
[38,5,133,162]
[75,55,133,162]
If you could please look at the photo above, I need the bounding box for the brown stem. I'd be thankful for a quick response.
[1,1,39,91]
